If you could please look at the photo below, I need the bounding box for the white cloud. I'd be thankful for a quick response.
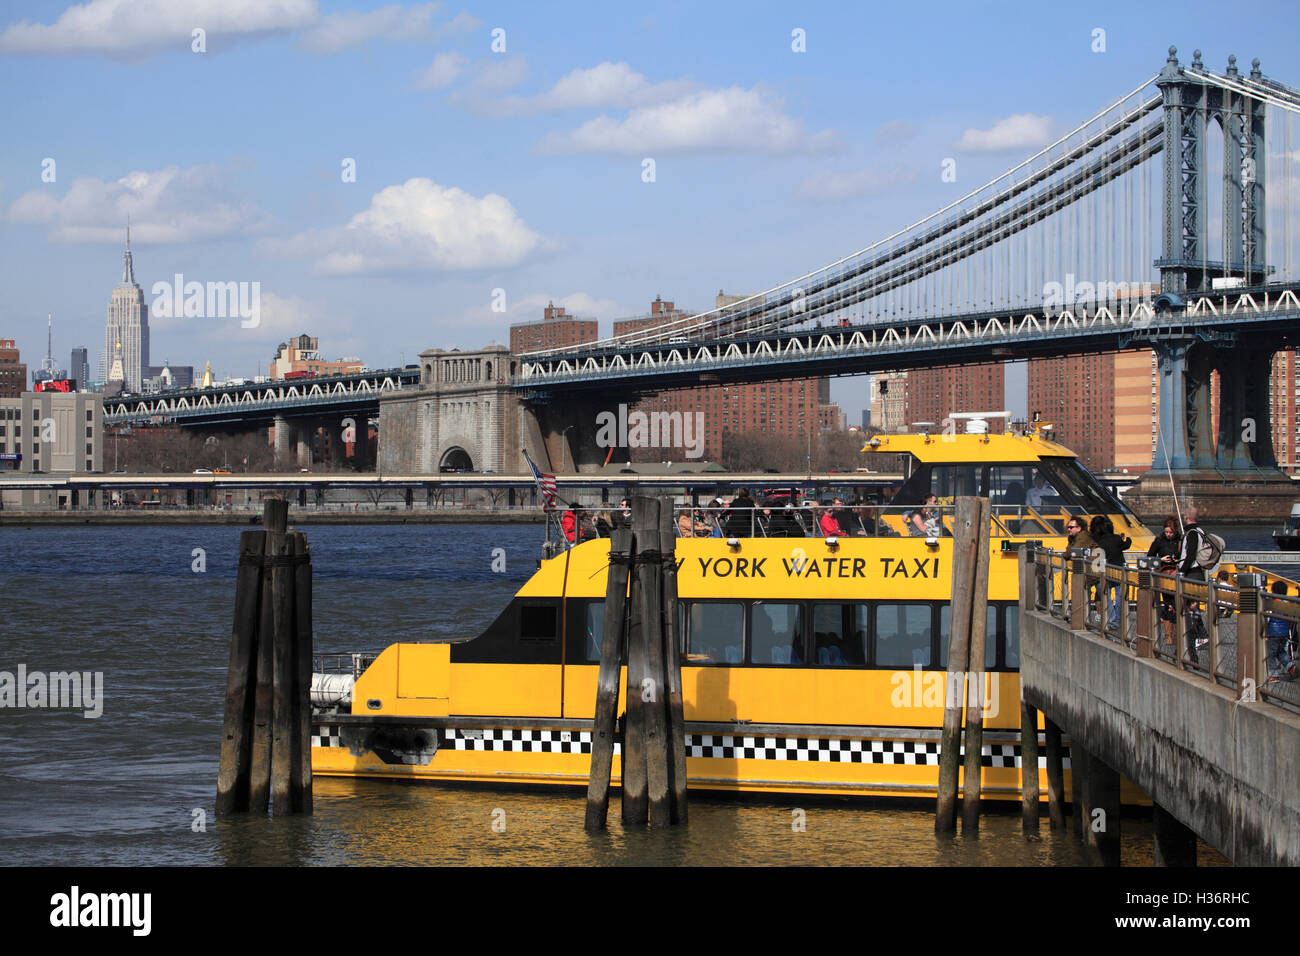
[262,177,546,275]
[0,0,478,57]
[796,165,920,202]
[538,86,839,155]
[6,165,266,242]
[956,114,1053,152]
[415,50,466,89]
[0,0,316,56]
[474,55,528,91]
[484,61,695,116]
[297,3,477,54]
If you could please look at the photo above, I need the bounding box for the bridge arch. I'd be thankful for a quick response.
[439,445,474,472]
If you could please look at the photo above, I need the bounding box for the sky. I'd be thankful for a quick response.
[2,0,1299,418]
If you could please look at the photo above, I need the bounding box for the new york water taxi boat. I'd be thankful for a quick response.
[310,416,1154,801]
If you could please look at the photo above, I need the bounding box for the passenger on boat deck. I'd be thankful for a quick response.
[725,488,756,537]
[678,507,711,537]
[561,505,578,543]
[819,498,847,536]
[594,509,614,538]
[762,498,799,537]
[908,494,941,536]
[614,499,632,528]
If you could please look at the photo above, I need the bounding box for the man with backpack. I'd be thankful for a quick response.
[1177,507,1226,663]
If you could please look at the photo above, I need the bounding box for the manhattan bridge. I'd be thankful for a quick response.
[517,48,1300,479]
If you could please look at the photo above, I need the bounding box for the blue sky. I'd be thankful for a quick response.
[2,0,1298,415]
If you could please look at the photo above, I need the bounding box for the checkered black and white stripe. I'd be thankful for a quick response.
[311,724,1066,768]
[687,735,1051,768]
[313,725,342,748]
[439,727,610,755]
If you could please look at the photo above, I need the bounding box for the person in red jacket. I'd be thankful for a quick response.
[561,506,578,543]
[819,498,846,536]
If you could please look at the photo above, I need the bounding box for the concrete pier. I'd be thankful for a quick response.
[1020,548,1300,865]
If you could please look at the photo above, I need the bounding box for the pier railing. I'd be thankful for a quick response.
[1025,547,1299,711]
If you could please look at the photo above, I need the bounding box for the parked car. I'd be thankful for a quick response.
[193,468,213,475]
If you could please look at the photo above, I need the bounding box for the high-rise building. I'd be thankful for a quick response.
[510,302,599,353]
[0,339,26,398]
[71,347,88,390]
[870,373,909,433]
[32,315,68,386]
[905,364,1005,429]
[105,227,149,391]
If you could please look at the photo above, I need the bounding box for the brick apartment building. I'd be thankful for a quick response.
[510,302,599,354]
[0,339,26,398]
[509,296,845,465]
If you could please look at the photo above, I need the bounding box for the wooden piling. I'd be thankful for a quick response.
[216,530,265,815]
[961,497,991,831]
[1018,701,1040,834]
[1070,743,1085,838]
[269,530,297,815]
[1085,750,1121,866]
[247,504,283,813]
[621,499,651,826]
[584,527,632,830]
[633,498,671,828]
[1044,718,1067,830]
[291,532,313,813]
[937,496,979,833]
[657,500,689,824]
[217,497,312,816]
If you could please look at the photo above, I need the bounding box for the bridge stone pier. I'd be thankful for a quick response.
[1126,49,1300,521]
[379,345,525,473]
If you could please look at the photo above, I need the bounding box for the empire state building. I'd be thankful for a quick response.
[104,227,149,391]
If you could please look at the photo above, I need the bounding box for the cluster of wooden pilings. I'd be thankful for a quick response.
[586,497,689,830]
[216,499,314,815]
[936,496,993,832]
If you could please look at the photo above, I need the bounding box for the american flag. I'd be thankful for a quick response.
[523,448,558,511]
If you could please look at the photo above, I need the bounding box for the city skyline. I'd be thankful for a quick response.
[5,1,1299,413]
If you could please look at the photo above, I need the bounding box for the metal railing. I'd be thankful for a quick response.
[1025,547,1298,711]
[544,502,1113,548]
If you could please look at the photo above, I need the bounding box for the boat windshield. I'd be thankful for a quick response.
[887,456,1143,531]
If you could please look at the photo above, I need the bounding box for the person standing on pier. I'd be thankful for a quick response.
[1265,581,1298,683]
[1177,507,1208,661]
[1147,516,1181,645]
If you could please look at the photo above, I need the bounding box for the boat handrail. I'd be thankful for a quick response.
[541,501,1135,549]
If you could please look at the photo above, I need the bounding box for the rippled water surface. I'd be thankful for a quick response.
[1,523,1267,865]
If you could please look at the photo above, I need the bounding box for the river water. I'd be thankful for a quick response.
[3,522,1281,866]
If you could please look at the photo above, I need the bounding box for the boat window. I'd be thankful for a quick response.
[930,465,982,499]
[1005,609,1020,668]
[874,604,933,667]
[585,602,604,662]
[941,600,1019,671]
[685,602,744,665]
[751,602,803,665]
[1035,457,1136,521]
[520,604,557,643]
[813,603,868,665]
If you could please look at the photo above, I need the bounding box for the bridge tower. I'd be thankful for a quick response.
[1128,48,1296,519]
